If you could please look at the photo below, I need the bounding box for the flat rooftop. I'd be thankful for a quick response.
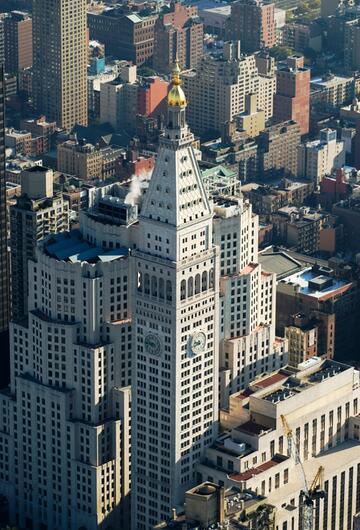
[230,454,288,483]
[259,251,303,279]
[227,360,352,427]
[311,75,352,87]
[201,5,231,15]
[261,360,348,405]
[279,266,352,300]
[44,230,128,264]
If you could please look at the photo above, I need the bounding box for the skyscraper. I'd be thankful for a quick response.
[0,63,10,338]
[273,56,310,136]
[4,10,33,74]
[0,21,5,66]
[87,6,158,66]
[131,64,220,529]
[10,167,70,321]
[0,190,134,529]
[32,0,88,129]
[182,41,259,136]
[153,2,203,74]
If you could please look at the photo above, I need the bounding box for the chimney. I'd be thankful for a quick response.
[219,486,225,525]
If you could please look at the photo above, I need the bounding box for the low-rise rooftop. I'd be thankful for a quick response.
[259,250,303,279]
[279,266,352,300]
[230,454,288,483]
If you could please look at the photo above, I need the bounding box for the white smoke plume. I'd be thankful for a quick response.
[124,169,153,206]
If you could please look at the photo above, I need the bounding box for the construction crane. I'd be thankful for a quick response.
[280,415,325,530]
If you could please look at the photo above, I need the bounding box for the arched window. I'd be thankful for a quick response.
[180,279,186,300]
[209,268,214,289]
[137,271,143,292]
[151,276,158,297]
[202,271,208,292]
[166,280,172,302]
[144,273,150,295]
[159,278,165,299]
[195,274,201,294]
[188,277,193,297]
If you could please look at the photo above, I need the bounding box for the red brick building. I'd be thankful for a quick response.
[153,2,203,73]
[226,0,276,54]
[320,168,352,209]
[273,56,310,136]
[116,147,155,180]
[137,76,169,118]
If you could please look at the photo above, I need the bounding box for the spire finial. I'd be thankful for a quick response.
[168,57,187,107]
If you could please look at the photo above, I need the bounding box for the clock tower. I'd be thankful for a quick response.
[131,63,220,529]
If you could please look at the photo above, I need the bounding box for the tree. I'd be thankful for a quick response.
[270,46,295,61]
[137,65,157,77]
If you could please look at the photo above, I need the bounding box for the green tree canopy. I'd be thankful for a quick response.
[270,46,296,61]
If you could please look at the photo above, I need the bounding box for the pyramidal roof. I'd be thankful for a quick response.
[140,67,212,228]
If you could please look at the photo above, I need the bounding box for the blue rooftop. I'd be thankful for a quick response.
[45,231,129,263]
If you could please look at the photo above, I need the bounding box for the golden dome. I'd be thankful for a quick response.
[167,60,187,107]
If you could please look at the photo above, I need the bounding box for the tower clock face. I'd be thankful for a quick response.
[189,331,206,356]
[144,333,161,356]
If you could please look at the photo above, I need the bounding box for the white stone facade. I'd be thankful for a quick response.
[131,81,220,529]
[0,217,133,529]
[198,359,360,530]
[213,197,287,406]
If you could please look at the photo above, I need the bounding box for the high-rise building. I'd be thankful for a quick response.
[256,52,277,122]
[344,19,360,71]
[131,63,220,529]
[10,167,70,321]
[226,0,276,54]
[32,0,88,129]
[99,68,138,133]
[257,120,301,178]
[0,63,9,338]
[213,194,287,407]
[4,11,32,74]
[87,6,157,66]
[182,41,259,136]
[153,2,203,73]
[0,185,135,529]
[298,128,346,186]
[273,56,310,136]
[0,20,5,67]
[321,0,343,17]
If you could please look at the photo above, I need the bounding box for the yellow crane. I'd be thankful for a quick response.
[280,415,325,530]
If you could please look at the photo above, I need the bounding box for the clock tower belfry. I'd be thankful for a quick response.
[131,63,220,530]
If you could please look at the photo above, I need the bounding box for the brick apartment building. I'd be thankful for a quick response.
[153,2,203,73]
[88,6,157,65]
[273,56,310,136]
[226,0,276,53]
